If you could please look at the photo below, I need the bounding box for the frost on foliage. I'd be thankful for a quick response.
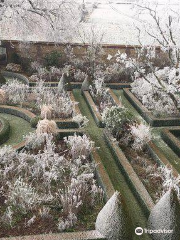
[2,79,29,106]
[148,189,180,240]
[96,191,132,240]
[131,67,180,116]
[6,63,22,72]
[58,73,72,93]
[102,106,132,133]
[130,123,152,150]
[0,132,102,230]
[36,119,58,135]
[72,114,89,128]
[33,80,74,118]
[64,133,94,159]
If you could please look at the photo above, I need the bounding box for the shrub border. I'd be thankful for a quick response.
[0,116,10,144]
[123,88,180,127]
[0,91,81,129]
[5,129,116,240]
[29,81,131,89]
[82,89,122,128]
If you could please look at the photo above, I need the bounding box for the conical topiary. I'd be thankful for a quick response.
[81,75,92,92]
[58,73,72,93]
[148,189,180,240]
[95,191,132,240]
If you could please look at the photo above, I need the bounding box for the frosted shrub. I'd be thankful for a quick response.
[90,78,113,112]
[2,79,29,106]
[0,89,6,104]
[29,74,39,82]
[24,132,47,150]
[40,104,53,120]
[64,134,94,159]
[102,106,133,136]
[36,119,58,135]
[158,166,180,199]
[0,132,103,231]
[130,123,152,150]
[74,69,87,82]
[6,176,39,214]
[131,67,180,116]
[33,81,75,118]
[31,61,42,72]
[6,63,22,72]
[72,114,89,128]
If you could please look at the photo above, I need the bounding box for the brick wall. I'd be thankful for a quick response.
[1,40,139,63]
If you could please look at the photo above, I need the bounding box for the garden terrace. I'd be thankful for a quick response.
[0,86,180,240]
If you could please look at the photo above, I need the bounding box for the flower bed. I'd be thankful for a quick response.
[104,129,180,215]
[0,130,114,238]
[0,79,84,129]
[124,88,180,127]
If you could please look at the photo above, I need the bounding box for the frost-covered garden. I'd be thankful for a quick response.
[1,0,180,240]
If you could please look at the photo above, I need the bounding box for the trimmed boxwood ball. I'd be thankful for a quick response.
[30,116,41,128]
[58,73,72,93]
[81,75,93,92]
[0,72,6,85]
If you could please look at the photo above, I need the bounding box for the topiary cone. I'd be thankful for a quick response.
[58,73,72,93]
[148,188,180,240]
[81,75,92,92]
[95,191,132,240]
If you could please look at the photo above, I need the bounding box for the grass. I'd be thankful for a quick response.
[73,89,152,240]
[0,113,34,147]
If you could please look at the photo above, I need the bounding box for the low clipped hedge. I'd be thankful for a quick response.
[0,116,10,144]
[162,128,180,158]
[2,71,29,85]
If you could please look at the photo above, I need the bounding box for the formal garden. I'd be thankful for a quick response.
[1,1,180,240]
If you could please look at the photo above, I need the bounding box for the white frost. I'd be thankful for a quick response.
[95,191,131,240]
[148,189,180,240]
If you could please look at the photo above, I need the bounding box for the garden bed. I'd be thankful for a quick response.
[0,91,81,129]
[123,88,180,127]
[104,129,154,215]
[0,130,114,239]
[104,129,180,216]
[82,89,122,128]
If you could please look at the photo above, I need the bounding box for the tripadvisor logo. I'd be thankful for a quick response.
[135,227,173,235]
[135,227,143,235]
